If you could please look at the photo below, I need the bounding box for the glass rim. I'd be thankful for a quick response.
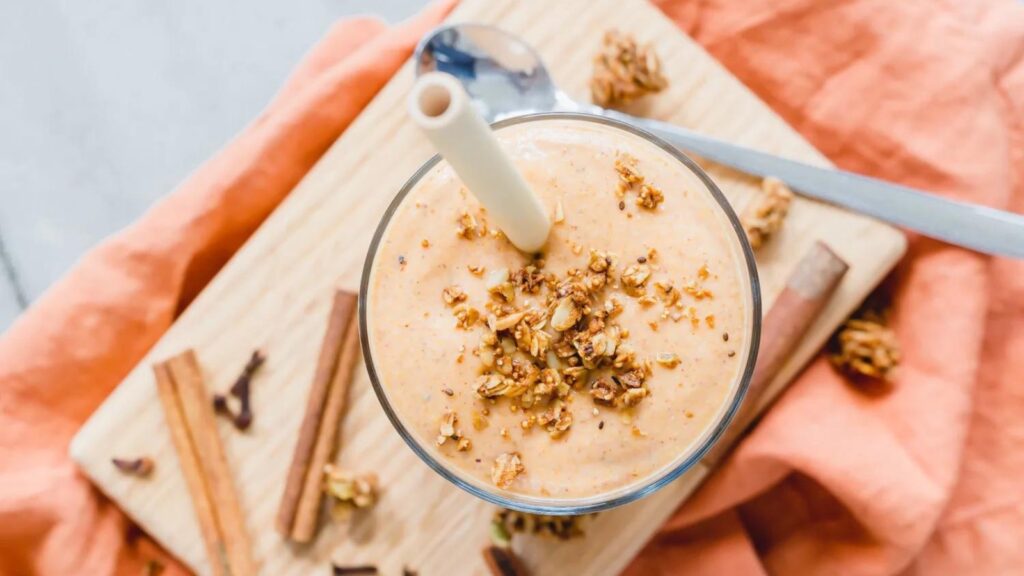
[359,112,761,515]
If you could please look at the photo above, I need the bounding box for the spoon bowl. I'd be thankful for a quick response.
[414,24,571,122]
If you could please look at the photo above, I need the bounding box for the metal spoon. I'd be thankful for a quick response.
[414,23,1024,259]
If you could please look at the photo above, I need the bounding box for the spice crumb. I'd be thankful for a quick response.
[442,387,454,396]
[598,420,605,430]
[421,239,430,248]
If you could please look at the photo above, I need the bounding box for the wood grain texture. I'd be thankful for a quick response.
[69,0,906,574]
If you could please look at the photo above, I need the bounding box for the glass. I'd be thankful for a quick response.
[359,113,761,515]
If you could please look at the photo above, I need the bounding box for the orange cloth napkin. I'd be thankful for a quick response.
[1,0,1022,574]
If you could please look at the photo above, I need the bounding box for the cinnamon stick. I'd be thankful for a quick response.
[276,289,361,542]
[703,240,849,466]
[155,350,257,576]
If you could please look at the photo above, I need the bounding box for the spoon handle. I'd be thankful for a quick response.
[598,109,1024,259]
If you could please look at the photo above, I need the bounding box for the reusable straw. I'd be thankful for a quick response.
[408,72,551,253]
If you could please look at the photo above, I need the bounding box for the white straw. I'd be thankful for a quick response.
[408,72,551,253]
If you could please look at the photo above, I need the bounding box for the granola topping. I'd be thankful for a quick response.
[492,452,525,489]
[614,153,665,210]
[590,29,668,109]
[830,310,900,382]
[323,464,377,513]
[742,176,793,249]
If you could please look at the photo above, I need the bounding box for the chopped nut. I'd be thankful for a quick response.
[591,30,667,108]
[698,264,710,280]
[551,298,582,331]
[437,410,460,445]
[323,464,377,512]
[468,265,486,276]
[537,400,573,438]
[654,281,680,306]
[742,176,794,249]
[616,387,648,408]
[486,268,516,302]
[553,200,565,224]
[683,281,713,300]
[456,210,486,239]
[442,285,467,306]
[636,183,664,210]
[457,437,472,452]
[453,304,480,329]
[511,265,545,294]
[705,315,715,328]
[492,452,525,489]
[655,352,681,368]
[621,264,651,292]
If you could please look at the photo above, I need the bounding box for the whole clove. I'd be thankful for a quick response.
[213,349,265,430]
[111,457,154,477]
[143,559,165,576]
[332,565,378,575]
[482,546,530,576]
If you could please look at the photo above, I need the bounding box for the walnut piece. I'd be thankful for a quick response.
[456,210,487,239]
[742,176,794,249]
[442,285,467,306]
[590,29,668,108]
[492,452,525,489]
[323,464,377,512]
[453,304,480,329]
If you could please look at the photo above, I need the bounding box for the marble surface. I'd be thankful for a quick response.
[0,0,427,333]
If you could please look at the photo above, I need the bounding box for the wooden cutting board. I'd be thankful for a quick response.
[70,0,906,574]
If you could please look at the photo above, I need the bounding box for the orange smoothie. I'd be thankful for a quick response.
[366,117,754,501]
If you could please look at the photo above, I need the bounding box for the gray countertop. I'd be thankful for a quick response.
[0,0,428,332]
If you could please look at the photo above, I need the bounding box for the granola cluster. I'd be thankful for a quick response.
[590,30,668,108]
[436,241,718,488]
[490,509,589,546]
[436,410,472,451]
[615,154,664,210]
[491,452,525,489]
[830,311,901,381]
[741,176,794,249]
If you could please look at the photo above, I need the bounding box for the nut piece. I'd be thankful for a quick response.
[636,183,664,210]
[621,264,651,292]
[323,464,377,512]
[551,298,582,331]
[486,268,516,302]
[655,352,681,368]
[442,285,467,306]
[437,410,459,445]
[590,29,668,108]
[456,210,487,239]
[492,452,525,489]
[452,304,480,329]
[742,176,794,249]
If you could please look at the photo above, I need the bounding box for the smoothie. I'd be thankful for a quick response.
[366,117,754,501]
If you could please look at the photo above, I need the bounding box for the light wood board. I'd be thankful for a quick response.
[70,0,906,574]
